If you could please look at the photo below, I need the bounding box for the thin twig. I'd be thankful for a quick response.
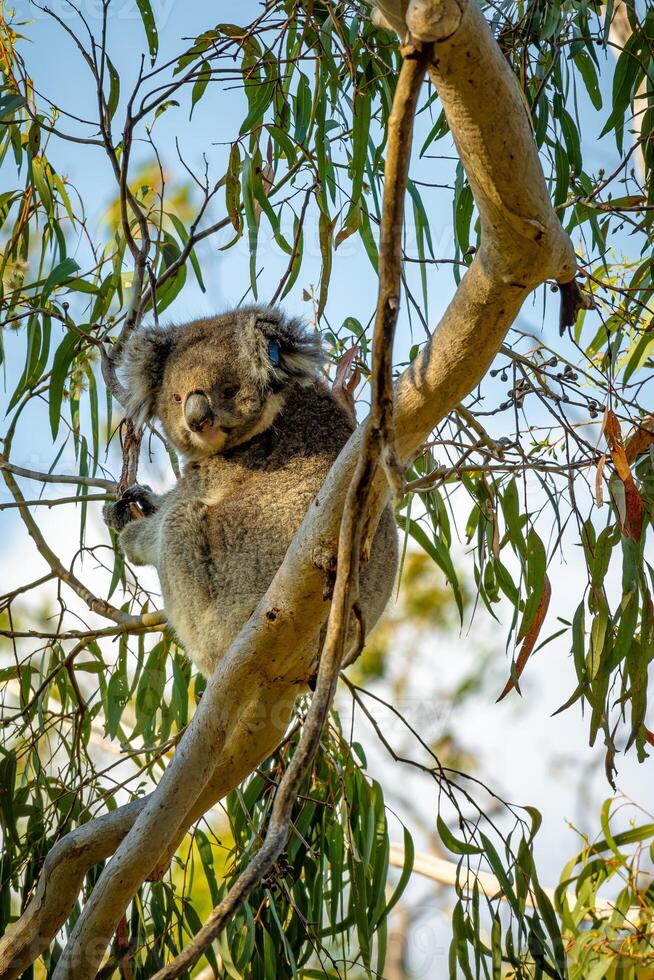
[0,493,111,510]
[0,453,129,624]
[0,459,115,490]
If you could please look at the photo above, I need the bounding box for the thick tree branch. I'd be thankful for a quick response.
[0,1,576,976]
[148,42,432,980]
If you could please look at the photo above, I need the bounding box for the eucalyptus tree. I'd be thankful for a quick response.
[0,0,652,977]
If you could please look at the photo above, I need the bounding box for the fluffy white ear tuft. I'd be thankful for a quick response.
[119,326,176,426]
[245,306,325,388]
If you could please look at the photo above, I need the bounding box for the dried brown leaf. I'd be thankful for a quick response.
[625,413,654,464]
[604,409,643,541]
[497,574,551,701]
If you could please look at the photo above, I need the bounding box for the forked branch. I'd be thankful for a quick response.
[0,1,575,977]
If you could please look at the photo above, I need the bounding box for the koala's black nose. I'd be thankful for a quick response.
[184,392,214,432]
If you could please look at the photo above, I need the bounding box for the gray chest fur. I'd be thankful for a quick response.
[159,447,335,674]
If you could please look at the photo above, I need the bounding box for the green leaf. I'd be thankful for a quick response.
[501,478,527,562]
[317,207,333,318]
[600,32,642,149]
[266,124,297,166]
[183,902,220,975]
[41,257,80,304]
[225,141,242,234]
[105,667,129,740]
[437,815,483,856]
[190,60,211,117]
[396,515,464,619]
[623,318,654,385]
[351,88,371,205]
[0,93,24,120]
[560,109,582,173]
[48,330,79,439]
[453,162,475,259]
[293,73,312,145]
[31,157,52,214]
[169,212,206,292]
[575,49,602,111]
[241,154,259,298]
[240,76,274,136]
[135,0,158,64]
[106,55,120,120]
[132,644,166,738]
[479,833,520,918]
[451,902,474,980]
[534,885,566,975]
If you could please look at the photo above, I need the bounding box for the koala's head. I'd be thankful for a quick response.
[119,306,323,459]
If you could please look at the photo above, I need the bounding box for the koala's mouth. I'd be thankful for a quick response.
[188,421,235,445]
[191,421,235,435]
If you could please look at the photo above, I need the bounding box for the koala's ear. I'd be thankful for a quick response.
[118,326,176,425]
[250,307,325,387]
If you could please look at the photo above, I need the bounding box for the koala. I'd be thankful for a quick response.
[103,306,398,679]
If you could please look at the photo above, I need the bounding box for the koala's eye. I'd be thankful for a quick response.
[172,393,182,403]
[222,383,240,400]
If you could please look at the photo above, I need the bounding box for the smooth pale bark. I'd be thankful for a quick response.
[608,1,646,177]
[0,1,576,977]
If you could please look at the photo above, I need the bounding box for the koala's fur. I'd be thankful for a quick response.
[104,306,398,678]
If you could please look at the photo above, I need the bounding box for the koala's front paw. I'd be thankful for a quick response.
[103,484,158,532]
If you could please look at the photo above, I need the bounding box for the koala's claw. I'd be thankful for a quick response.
[120,483,158,514]
[103,484,158,531]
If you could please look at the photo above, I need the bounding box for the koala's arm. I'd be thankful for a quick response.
[104,485,219,606]
[103,485,164,567]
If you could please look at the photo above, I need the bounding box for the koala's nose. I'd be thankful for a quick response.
[184,392,214,433]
